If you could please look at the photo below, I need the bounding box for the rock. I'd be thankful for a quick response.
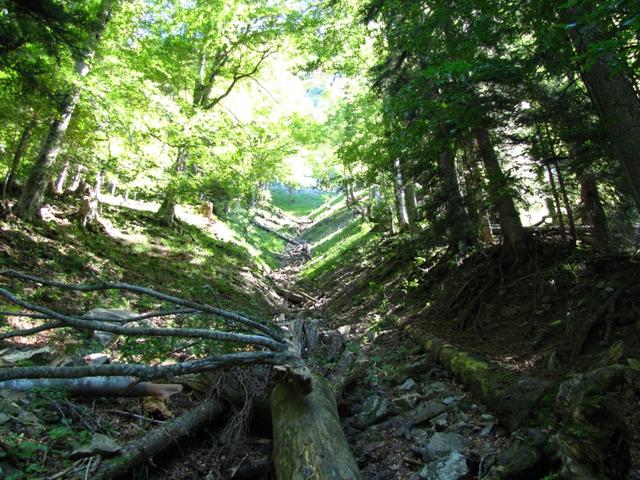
[432,412,448,431]
[480,422,495,437]
[0,412,8,425]
[424,381,448,398]
[399,378,418,392]
[442,395,460,406]
[357,395,390,426]
[485,442,543,480]
[419,452,469,480]
[410,428,430,444]
[83,308,138,346]
[449,421,472,435]
[70,433,121,459]
[397,400,447,438]
[408,355,432,374]
[84,353,110,365]
[426,431,465,458]
[393,392,420,410]
[2,347,53,364]
[337,325,351,335]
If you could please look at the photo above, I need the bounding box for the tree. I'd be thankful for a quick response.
[13,0,115,221]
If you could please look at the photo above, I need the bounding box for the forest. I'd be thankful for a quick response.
[1,0,640,478]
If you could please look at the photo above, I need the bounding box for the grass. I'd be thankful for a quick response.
[270,186,336,218]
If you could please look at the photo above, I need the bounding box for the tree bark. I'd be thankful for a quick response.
[54,159,70,194]
[2,114,38,198]
[438,142,476,251]
[580,172,609,249]
[554,160,577,245]
[67,164,85,193]
[567,7,640,210]
[392,158,410,233]
[399,159,419,231]
[156,192,177,227]
[14,0,114,221]
[271,374,362,480]
[93,396,224,480]
[473,126,527,255]
[544,161,566,239]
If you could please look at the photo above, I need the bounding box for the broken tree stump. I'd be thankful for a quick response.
[271,373,361,480]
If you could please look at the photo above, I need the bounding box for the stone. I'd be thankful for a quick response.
[2,347,53,364]
[393,392,420,410]
[398,400,447,438]
[480,422,495,437]
[399,378,418,391]
[70,433,121,459]
[432,412,448,431]
[84,353,110,365]
[426,431,465,458]
[442,395,460,406]
[419,452,469,480]
[357,395,390,427]
[410,428,430,444]
[408,355,432,374]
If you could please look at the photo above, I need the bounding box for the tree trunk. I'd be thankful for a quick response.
[462,136,494,243]
[94,396,224,480]
[156,147,187,224]
[393,158,410,233]
[271,374,362,480]
[54,160,69,194]
[67,164,85,193]
[544,161,566,239]
[567,8,640,211]
[399,159,419,231]
[94,169,104,198]
[13,0,114,221]
[580,172,609,249]
[554,160,577,245]
[473,126,527,255]
[156,192,177,227]
[438,142,476,251]
[2,114,37,198]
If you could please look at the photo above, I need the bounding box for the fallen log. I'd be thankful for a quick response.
[93,396,223,479]
[0,376,182,398]
[271,374,362,480]
[423,335,554,431]
[251,219,299,245]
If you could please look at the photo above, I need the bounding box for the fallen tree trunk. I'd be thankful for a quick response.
[423,335,554,431]
[423,335,633,479]
[0,376,182,397]
[251,219,299,245]
[93,396,223,479]
[271,373,361,480]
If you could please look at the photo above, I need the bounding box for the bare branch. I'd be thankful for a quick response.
[0,270,283,341]
[204,49,274,109]
[0,287,285,350]
[0,320,65,340]
[0,351,284,382]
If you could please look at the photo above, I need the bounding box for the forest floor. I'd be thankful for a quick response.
[1,190,639,479]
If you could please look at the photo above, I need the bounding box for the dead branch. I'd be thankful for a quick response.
[0,286,284,350]
[250,219,299,245]
[0,351,283,382]
[0,376,183,398]
[92,396,225,480]
[0,269,283,341]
